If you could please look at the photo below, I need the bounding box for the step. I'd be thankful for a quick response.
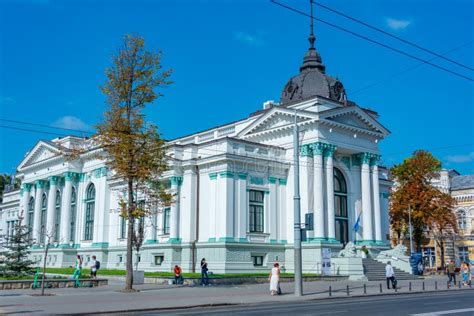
[362,258,419,281]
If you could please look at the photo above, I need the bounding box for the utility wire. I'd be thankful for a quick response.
[0,118,94,135]
[270,0,473,82]
[349,41,474,96]
[0,125,79,137]
[312,0,474,72]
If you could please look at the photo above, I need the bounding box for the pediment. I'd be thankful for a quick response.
[320,106,390,136]
[18,141,63,171]
[238,108,316,138]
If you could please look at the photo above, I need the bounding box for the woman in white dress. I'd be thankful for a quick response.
[269,262,280,295]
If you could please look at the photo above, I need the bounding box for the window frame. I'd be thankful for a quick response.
[249,190,264,233]
[54,190,61,242]
[334,168,348,244]
[70,188,76,243]
[40,193,47,244]
[84,184,95,241]
[163,207,170,235]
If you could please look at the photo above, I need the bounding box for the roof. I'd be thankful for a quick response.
[451,174,474,190]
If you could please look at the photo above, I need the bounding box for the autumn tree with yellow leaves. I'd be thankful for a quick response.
[389,150,456,262]
[96,34,172,291]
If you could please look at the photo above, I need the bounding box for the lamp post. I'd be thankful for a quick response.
[293,109,303,297]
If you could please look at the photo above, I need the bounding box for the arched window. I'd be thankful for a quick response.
[40,193,47,244]
[334,168,348,245]
[84,184,95,241]
[54,190,61,241]
[457,210,466,231]
[27,197,35,239]
[70,188,76,243]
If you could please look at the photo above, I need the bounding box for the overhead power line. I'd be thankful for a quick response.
[312,0,474,72]
[270,0,473,82]
[0,118,94,135]
[0,125,78,137]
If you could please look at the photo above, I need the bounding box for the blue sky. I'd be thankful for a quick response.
[0,0,473,175]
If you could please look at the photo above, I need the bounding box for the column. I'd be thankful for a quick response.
[236,173,248,241]
[169,176,182,243]
[361,153,373,242]
[144,214,156,243]
[300,144,313,240]
[60,172,74,245]
[180,169,197,243]
[269,177,278,242]
[311,142,325,240]
[371,157,382,243]
[216,171,234,241]
[20,183,32,222]
[46,176,58,240]
[278,178,287,242]
[325,144,337,242]
[33,180,45,244]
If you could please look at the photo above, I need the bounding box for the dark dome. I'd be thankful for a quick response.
[280,48,347,105]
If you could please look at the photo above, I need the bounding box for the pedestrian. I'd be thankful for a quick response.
[385,261,396,290]
[417,261,424,276]
[174,265,183,285]
[461,261,469,286]
[269,262,280,296]
[446,260,456,286]
[76,254,83,270]
[72,254,82,281]
[90,255,98,279]
[200,258,209,286]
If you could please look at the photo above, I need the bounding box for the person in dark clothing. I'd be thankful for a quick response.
[200,258,209,286]
[446,260,456,286]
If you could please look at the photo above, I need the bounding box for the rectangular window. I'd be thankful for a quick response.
[120,217,127,239]
[163,208,170,235]
[459,247,469,263]
[252,255,264,266]
[154,255,164,265]
[118,255,123,263]
[249,190,264,233]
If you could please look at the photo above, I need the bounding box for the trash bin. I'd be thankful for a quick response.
[410,253,422,275]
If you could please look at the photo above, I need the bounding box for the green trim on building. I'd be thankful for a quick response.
[91,242,109,248]
[219,171,234,179]
[351,154,362,167]
[168,238,181,244]
[78,173,86,182]
[144,239,158,244]
[170,176,183,186]
[218,237,235,242]
[250,176,264,185]
[48,176,60,186]
[278,178,287,185]
[209,173,217,180]
[355,240,377,246]
[323,144,337,157]
[93,167,108,178]
[238,238,249,243]
[381,192,390,199]
[268,177,277,184]
[238,173,248,180]
[300,144,313,157]
[311,142,325,156]
[35,179,46,189]
[341,156,351,169]
[207,237,217,242]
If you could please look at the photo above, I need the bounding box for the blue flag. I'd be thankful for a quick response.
[353,212,362,232]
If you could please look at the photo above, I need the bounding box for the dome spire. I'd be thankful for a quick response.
[309,0,315,50]
[300,0,325,72]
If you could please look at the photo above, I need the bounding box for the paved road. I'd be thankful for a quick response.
[114,291,474,316]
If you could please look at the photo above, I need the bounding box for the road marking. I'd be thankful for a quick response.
[412,308,474,315]
[313,311,347,315]
[423,300,458,305]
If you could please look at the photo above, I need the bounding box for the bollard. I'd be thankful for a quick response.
[395,284,397,292]
[364,284,366,294]
[329,286,332,297]
[379,283,382,293]
[435,281,438,290]
[447,280,450,289]
[346,285,350,296]
[409,282,412,291]
[422,282,425,291]
[458,281,461,289]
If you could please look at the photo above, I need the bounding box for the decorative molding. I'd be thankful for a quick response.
[310,142,325,156]
[48,176,60,186]
[323,144,337,157]
[250,176,264,186]
[93,167,108,178]
[209,172,217,180]
[341,156,351,169]
[219,171,234,179]
[238,173,248,180]
[300,144,313,157]
[279,178,287,185]
[35,180,46,189]
[64,172,79,182]
[170,176,183,186]
[268,177,277,184]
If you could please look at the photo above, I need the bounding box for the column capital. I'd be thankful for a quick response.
[310,142,325,156]
[48,176,60,185]
[93,167,108,178]
[268,177,277,184]
[22,183,33,191]
[170,176,183,186]
[64,172,79,182]
[369,154,381,166]
[238,173,248,180]
[323,144,337,157]
[35,179,46,189]
[300,144,313,157]
[219,171,234,179]
[360,152,380,165]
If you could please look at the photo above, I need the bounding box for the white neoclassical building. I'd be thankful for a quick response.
[0,25,394,276]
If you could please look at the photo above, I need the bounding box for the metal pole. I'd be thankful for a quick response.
[293,109,303,297]
[408,206,414,255]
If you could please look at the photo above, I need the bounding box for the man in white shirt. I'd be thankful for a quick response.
[90,255,97,279]
[386,261,395,289]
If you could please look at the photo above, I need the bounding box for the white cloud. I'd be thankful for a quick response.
[445,152,474,163]
[386,17,411,30]
[234,31,265,47]
[53,116,91,131]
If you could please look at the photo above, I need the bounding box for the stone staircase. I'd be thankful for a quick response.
[363,258,419,281]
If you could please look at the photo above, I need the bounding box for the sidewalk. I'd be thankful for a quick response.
[0,275,472,314]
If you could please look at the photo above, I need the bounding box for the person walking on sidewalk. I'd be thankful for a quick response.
[446,260,456,287]
[200,258,209,286]
[269,262,280,296]
[90,255,98,279]
[385,261,396,289]
[174,265,183,285]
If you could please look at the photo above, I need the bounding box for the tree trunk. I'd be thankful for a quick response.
[124,179,134,291]
[41,244,49,296]
[440,240,445,270]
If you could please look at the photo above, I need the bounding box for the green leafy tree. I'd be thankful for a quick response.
[1,213,35,276]
[95,34,172,291]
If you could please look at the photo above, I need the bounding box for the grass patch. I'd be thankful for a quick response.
[44,268,319,279]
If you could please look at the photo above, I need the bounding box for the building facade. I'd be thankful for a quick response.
[421,171,474,268]
[0,24,393,275]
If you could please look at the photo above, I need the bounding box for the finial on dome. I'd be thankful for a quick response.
[309,0,315,50]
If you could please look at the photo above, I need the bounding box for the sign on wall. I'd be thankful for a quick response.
[322,248,331,276]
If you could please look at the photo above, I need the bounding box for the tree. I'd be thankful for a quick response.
[389,150,455,252]
[95,34,172,291]
[1,212,35,276]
